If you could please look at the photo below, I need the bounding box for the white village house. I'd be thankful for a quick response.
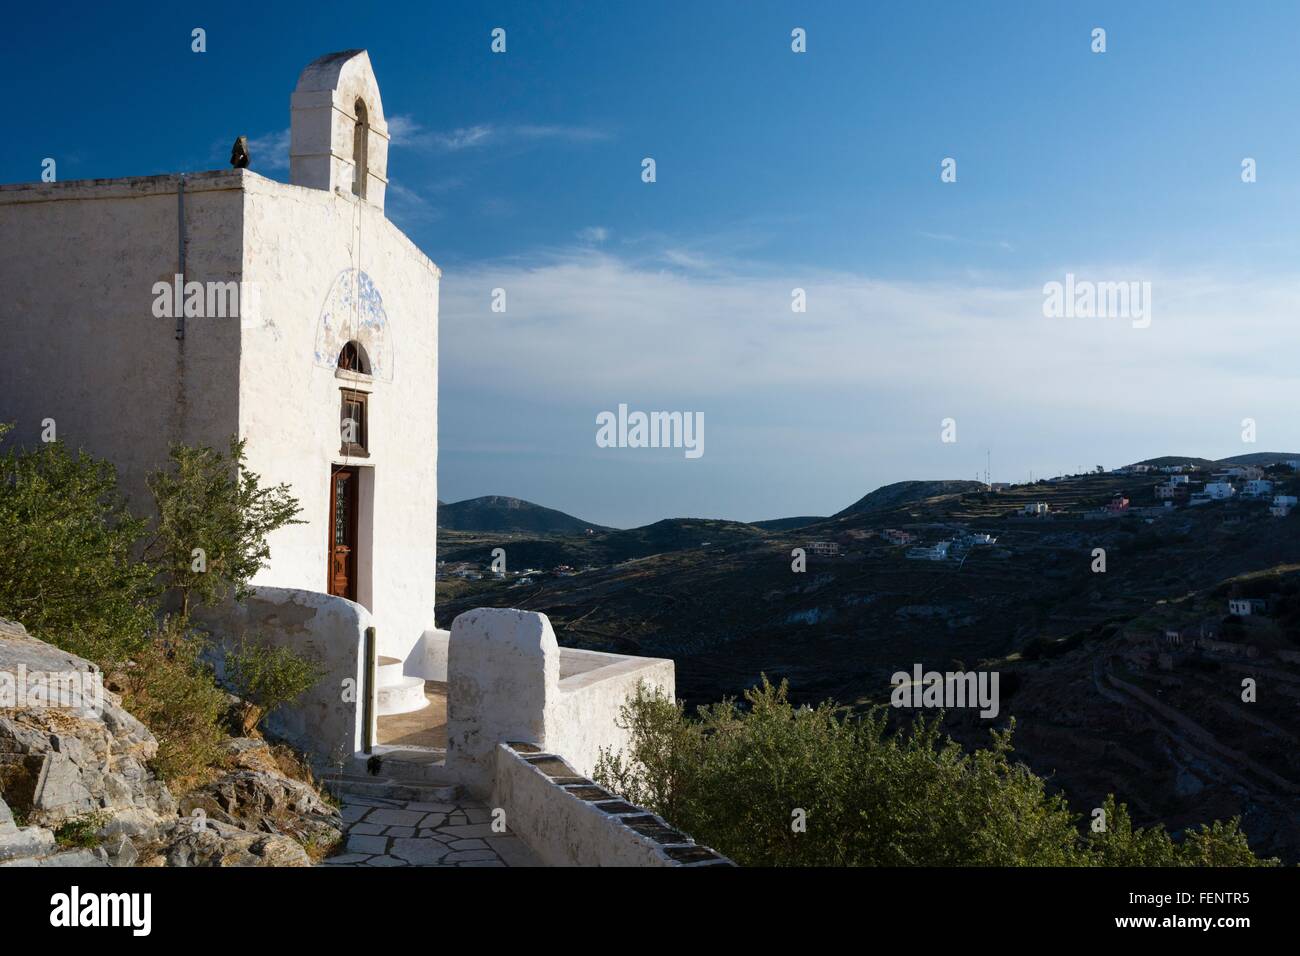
[0,52,716,866]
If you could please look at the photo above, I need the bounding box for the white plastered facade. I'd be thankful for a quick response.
[0,51,439,664]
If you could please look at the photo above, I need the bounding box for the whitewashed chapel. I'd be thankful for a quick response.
[2,51,438,661]
[0,53,722,866]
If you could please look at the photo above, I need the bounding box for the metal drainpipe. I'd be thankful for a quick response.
[175,175,186,340]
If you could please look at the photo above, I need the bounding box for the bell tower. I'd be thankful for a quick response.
[290,50,390,212]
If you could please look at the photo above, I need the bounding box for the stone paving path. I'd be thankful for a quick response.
[320,792,541,867]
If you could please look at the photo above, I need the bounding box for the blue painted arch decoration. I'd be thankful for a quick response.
[314,268,395,381]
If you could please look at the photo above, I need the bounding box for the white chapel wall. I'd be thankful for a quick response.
[237,173,440,663]
[0,172,246,513]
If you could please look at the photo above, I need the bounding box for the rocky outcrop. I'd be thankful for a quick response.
[0,618,329,866]
[178,738,343,851]
[143,818,311,867]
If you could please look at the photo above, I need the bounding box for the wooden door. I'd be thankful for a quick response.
[328,467,358,601]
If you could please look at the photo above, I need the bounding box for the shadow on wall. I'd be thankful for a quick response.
[194,586,373,763]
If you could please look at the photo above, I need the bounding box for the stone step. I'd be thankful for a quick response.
[322,773,460,804]
[377,675,429,716]
[376,656,406,688]
[345,748,450,783]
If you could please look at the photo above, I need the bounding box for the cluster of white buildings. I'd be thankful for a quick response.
[1139,462,1295,515]
[904,531,997,562]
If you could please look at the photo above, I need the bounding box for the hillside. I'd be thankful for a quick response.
[1217,451,1300,466]
[832,480,987,518]
[1126,452,1299,469]
[439,516,764,568]
[438,495,610,534]
[750,515,827,531]
[437,468,1300,861]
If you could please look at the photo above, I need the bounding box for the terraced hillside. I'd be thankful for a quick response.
[436,470,1300,860]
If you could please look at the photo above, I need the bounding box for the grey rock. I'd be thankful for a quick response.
[156,819,311,867]
[178,769,343,848]
[0,825,57,862]
[1,619,330,869]
[107,835,138,868]
[0,847,107,868]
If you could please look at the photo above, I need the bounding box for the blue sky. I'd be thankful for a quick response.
[8,2,1300,526]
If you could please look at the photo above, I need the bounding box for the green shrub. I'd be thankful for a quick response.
[224,640,325,735]
[0,427,318,794]
[117,618,229,787]
[54,811,111,848]
[595,678,1277,867]
[146,437,303,618]
[0,425,158,664]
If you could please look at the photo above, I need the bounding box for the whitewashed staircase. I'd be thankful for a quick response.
[376,655,429,716]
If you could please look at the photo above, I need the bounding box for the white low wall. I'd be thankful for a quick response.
[492,744,731,867]
[551,649,675,780]
[445,609,674,796]
[195,586,373,761]
[407,627,450,681]
[446,609,556,795]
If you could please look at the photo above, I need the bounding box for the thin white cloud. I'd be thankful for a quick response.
[438,247,1300,451]
[514,124,609,143]
[577,226,609,243]
[385,114,422,142]
[385,181,440,224]
[435,125,495,151]
[247,128,290,172]
[385,116,609,153]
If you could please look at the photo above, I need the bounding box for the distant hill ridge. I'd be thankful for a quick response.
[1127,452,1299,469]
[832,480,988,519]
[438,495,611,534]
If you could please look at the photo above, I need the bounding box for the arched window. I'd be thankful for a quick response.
[338,340,371,375]
[352,98,369,199]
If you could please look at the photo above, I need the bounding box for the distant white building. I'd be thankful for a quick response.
[1223,466,1263,480]
[1166,474,1189,485]
[906,541,952,561]
[1229,598,1267,617]
[1272,495,1297,517]
[1204,482,1236,500]
[1243,479,1274,498]
[1155,483,1188,501]
[1022,502,1049,516]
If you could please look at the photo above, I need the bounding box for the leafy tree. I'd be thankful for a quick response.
[0,424,157,663]
[224,640,325,735]
[0,426,310,785]
[145,437,303,618]
[595,678,1278,867]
